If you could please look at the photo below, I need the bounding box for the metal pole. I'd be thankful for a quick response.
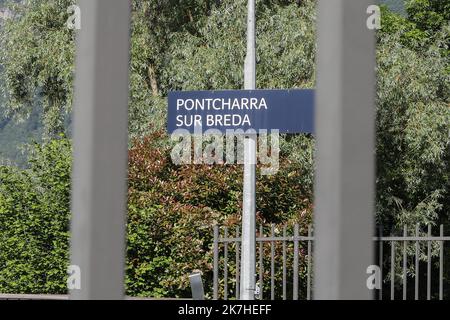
[213,225,219,300]
[314,0,376,300]
[189,272,205,300]
[240,0,256,300]
[70,0,131,299]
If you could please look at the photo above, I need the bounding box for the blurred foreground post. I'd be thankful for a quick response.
[70,0,131,299]
[314,0,376,299]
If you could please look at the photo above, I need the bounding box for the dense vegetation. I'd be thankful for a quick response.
[0,137,71,293]
[0,0,448,298]
[0,0,44,166]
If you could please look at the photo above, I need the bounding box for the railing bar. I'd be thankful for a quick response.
[391,239,395,300]
[235,226,240,300]
[293,224,299,300]
[403,225,407,300]
[415,225,419,300]
[224,227,228,300]
[282,226,287,301]
[439,224,443,300]
[259,224,264,300]
[427,224,431,300]
[213,225,219,300]
[379,225,383,300]
[307,225,312,300]
[270,224,275,300]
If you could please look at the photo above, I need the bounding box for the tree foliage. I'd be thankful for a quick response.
[380,0,450,57]
[406,0,450,34]
[0,0,75,136]
[0,0,448,298]
[376,32,449,229]
[127,130,313,297]
[377,4,450,297]
[0,137,71,293]
[129,0,315,138]
[376,1,450,232]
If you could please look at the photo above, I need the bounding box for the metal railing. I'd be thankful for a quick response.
[213,224,449,300]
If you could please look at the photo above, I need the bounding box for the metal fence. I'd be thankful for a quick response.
[64,0,375,299]
[212,224,449,300]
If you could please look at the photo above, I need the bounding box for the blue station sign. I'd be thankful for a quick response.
[167,89,314,134]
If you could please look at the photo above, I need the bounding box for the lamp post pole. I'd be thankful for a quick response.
[240,0,257,301]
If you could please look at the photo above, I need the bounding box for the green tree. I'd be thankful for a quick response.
[377,0,450,231]
[0,0,448,298]
[126,130,313,298]
[0,137,71,293]
[0,0,316,140]
[406,0,450,33]
[376,33,449,230]
[0,0,75,136]
[380,0,450,58]
[377,3,449,296]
